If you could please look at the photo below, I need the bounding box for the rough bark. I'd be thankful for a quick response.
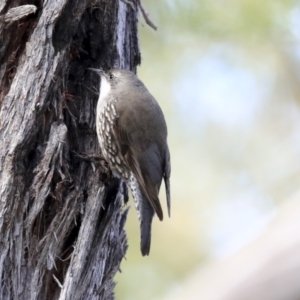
[0,0,140,299]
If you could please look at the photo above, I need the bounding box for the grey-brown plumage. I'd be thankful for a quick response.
[90,68,171,256]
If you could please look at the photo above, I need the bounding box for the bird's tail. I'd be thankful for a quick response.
[139,192,154,256]
[129,175,154,256]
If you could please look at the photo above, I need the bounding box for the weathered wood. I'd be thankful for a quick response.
[0,5,37,24]
[0,0,140,299]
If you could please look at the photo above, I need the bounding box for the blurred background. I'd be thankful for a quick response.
[116,0,300,299]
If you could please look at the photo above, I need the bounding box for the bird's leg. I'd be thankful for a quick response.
[73,151,107,165]
[73,151,103,161]
[72,151,112,180]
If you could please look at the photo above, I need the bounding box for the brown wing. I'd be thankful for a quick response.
[113,119,164,221]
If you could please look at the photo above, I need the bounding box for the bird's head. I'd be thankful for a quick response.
[89,68,140,90]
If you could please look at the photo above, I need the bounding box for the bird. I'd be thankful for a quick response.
[89,68,171,256]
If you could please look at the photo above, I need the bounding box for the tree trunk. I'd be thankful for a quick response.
[0,1,140,299]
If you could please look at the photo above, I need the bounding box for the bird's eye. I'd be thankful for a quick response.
[109,73,114,80]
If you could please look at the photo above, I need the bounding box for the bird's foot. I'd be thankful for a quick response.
[73,151,111,179]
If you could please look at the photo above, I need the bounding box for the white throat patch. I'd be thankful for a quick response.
[99,76,111,103]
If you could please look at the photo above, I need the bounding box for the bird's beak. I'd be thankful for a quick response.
[88,68,105,76]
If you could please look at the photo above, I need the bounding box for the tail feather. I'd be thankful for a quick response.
[164,147,171,217]
[140,200,154,256]
[140,194,154,256]
[129,175,154,256]
[164,174,171,218]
